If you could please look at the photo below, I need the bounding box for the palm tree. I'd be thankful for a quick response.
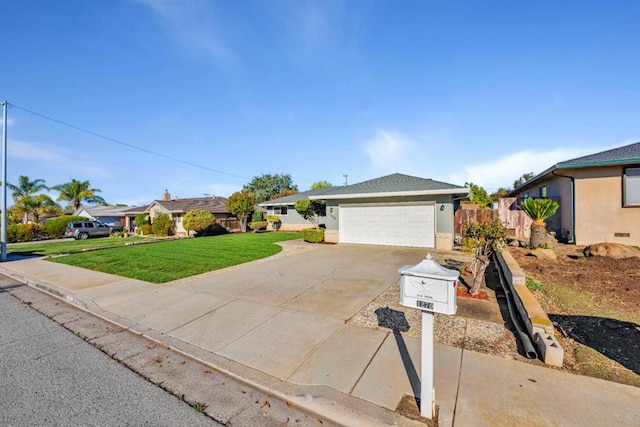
[520,198,560,248]
[14,194,61,223]
[7,176,49,223]
[51,179,106,211]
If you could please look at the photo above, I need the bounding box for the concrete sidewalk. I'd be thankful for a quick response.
[2,244,639,426]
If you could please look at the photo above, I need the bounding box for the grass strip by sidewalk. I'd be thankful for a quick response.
[9,236,149,256]
[48,232,303,283]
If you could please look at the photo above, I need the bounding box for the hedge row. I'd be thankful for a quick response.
[7,215,88,243]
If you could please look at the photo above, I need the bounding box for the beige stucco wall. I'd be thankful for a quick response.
[573,166,640,246]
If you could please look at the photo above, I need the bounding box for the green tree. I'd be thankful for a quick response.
[464,182,492,209]
[519,198,559,248]
[490,187,510,202]
[294,199,326,229]
[152,213,174,237]
[183,210,216,236]
[243,173,298,203]
[51,179,106,211]
[227,190,257,232]
[513,172,535,189]
[134,213,149,227]
[310,181,333,190]
[251,210,264,222]
[13,194,61,223]
[465,219,507,295]
[7,175,49,223]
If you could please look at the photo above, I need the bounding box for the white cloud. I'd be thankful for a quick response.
[9,139,111,177]
[448,146,605,191]
[363,130,411,170]
[277,0,345,53]
[138,0,232,61]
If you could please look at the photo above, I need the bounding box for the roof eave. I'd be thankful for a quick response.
[309,188,470,200]
[557,158,640,169]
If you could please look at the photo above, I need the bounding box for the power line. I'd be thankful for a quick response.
[7,102,249,180]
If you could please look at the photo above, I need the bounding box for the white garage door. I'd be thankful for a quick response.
[339,204,435,248]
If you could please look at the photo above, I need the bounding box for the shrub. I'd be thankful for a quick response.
[135,213,149,227]
[152,214,174,237]
[7,223,47,243]
[249,221,267,232]
[252,210,264,222]
[43,215,86,238]
[203,223,228,236]
[138,224,153,235]
[266,214,281,231]
[465,219,507,295]
[302,228,324,243]
[183,210,216,235]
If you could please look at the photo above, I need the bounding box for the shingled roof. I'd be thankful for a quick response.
[259,187,335,206]
[149,196,230,213]
[309,173,468,200]
[508,141,640,195]
[557,142,640,168]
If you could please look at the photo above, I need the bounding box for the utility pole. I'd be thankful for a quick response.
[1,101,7,261]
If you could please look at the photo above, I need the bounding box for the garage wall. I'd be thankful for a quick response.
[323,195,456,248]
[325,195,455,234]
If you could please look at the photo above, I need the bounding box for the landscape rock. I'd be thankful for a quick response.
[528,248,557,260]
[583,242,640,259]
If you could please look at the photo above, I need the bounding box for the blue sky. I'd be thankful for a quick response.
[2,0,639,206]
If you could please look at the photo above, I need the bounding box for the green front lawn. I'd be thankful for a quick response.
[9,236,149,257]
[48,232,302,283]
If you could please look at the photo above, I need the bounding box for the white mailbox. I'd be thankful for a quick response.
[399,253,459,315]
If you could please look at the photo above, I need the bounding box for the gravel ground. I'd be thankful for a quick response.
[348,251,524,361]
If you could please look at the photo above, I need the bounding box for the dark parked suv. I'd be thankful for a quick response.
[65,220,123,240]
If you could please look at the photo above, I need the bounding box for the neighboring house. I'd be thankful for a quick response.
[74,205,132,227]
[121,205,149,232]
[263,173,469,250]
[507,142,640,246]
[259,187,335,231]
[145,191,235,236]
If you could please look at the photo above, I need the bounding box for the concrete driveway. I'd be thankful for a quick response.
[89,242,428,381]
[4,241,428,387]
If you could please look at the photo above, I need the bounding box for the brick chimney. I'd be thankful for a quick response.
[163,189,171,201]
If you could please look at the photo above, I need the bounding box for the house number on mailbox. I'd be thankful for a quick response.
[417,301,434,310]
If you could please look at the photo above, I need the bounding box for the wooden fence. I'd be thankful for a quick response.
[454,198,532,241]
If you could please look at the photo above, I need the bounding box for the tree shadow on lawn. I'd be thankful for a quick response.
[550,314,640,375]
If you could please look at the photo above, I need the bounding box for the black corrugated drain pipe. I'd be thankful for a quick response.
[494,253,538,359]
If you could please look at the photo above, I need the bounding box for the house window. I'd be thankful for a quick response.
[539,186,547,198]
[623,167,640,207]
[274,206,288,216]
[523,192,529,199]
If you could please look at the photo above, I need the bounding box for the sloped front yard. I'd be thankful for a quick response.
[509,245,640,387]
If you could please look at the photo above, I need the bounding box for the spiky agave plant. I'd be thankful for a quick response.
[520,198,559,248]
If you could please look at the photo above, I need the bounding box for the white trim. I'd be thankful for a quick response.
[311,188,469,200]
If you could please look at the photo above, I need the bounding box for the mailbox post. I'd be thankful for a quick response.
[399,253,459,419]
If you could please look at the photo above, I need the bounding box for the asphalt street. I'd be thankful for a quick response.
[0,283,220,427]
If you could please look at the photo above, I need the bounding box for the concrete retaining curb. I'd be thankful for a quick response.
[495,250,564,367]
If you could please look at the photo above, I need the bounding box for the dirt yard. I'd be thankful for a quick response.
[508,244,640,387]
